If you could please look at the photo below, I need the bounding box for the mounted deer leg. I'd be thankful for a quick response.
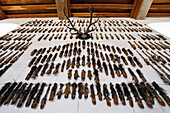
[63,6,99,40]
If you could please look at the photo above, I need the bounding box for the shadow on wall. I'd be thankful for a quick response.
[0,23,19,37]
[148,22,170,38]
